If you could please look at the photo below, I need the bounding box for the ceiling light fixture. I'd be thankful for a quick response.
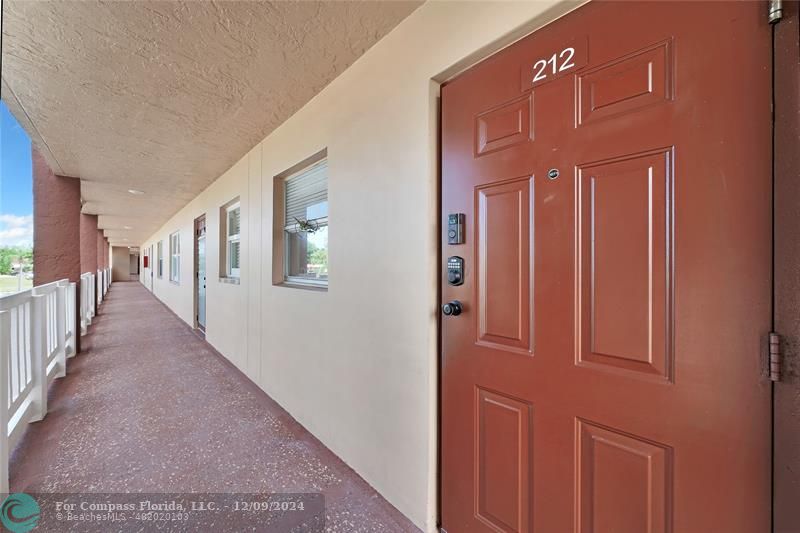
[127,189,145,195]
[123,226,132,230]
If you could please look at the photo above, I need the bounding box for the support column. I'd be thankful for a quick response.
[97,229,106,298]
[81,214,98,311]
[33,148,81,285]
[104,238,110,293]
[96,229,104,270]
[32,146,82,353]
[80,214,98,276]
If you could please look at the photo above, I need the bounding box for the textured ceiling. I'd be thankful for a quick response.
[1,0,421,245]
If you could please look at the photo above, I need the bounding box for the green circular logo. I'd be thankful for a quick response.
[1,493,40,533]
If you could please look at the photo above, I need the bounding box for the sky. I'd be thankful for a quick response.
[0,101,33,248]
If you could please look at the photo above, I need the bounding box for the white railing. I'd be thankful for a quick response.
[97,269,103,305]
[79,271,96,335]
[0,278,75,491]
[65,282,77,358]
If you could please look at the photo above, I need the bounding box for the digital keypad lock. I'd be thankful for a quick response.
[448,213,465,245]
[447,256,464,286]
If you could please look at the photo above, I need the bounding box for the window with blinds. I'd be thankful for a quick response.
[280,156,328,287]
[284,159,328,231]
[157,240,163,278]
[169,231,180,283]
[226,202,241,278]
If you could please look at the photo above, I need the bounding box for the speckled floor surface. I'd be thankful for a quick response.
[10,281,419,532]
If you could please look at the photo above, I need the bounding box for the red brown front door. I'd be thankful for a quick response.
[441,2,772,532]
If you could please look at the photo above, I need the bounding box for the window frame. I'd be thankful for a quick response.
[156,240,163,279]
[226,201,241,279]
[169,231,180,284]
[219,197,242,283]
[272,148,328,291]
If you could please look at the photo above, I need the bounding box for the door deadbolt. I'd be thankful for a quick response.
[447,256,464,286]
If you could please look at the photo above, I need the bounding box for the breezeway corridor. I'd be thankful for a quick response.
[8,281,416,532]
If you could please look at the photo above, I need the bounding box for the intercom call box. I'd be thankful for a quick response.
[448,213,465,245]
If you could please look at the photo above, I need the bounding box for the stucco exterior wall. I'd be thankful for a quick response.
[97,230,106,269]
[80,214,98,275]
[139,2,578,529]
[32,147,81,286]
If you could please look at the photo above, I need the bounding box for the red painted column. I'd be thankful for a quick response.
[81,214,99,311]
[96,230,108,301]
[32,146,83,353]
[80,214,98,275]
[32,148,81,285]
[96,229,104,270]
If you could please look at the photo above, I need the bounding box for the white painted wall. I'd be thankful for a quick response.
[139,2,577,529]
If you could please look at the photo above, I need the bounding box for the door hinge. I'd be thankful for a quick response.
[769,0,783,24]
[769,332,782,382]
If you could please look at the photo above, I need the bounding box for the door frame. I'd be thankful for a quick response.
[434,4,792,530]
[193,214,207,332]
[149,244,154,291]
[772,1,799,531]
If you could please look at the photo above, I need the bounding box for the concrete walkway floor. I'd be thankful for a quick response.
[10,281,417,532]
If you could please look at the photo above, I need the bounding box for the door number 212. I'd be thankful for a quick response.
[531,47,576,83]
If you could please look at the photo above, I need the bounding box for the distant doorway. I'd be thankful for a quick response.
[129,252,139,281]
[194,215,207,332]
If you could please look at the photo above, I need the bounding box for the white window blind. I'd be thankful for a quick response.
[157,241,163,278]
[284,159,328,230]
[281,157,328,287]
[170,232,180,283]
[227,203,241,278]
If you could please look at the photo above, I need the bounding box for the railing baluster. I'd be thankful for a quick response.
[0,310,10,493]
[24,303,31,388]
[29,293,47,422]
[67,282,76,357]
[90,273,95,320]
[55,281,67,378]
[80,273,90,335]
[10,308,17,404]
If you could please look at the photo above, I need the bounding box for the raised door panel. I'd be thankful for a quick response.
[577,40,674,125]
[576,150,673,381]
[577,420,672,533]
[476,388,533,533]
[476,177,532,353]
[475,95,533,156]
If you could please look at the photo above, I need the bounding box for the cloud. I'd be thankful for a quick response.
[0,214,33,247]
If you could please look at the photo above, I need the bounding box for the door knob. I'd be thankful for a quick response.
[442,300,462,316]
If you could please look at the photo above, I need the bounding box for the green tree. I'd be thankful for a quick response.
[0,245,33,275]
[309,247,328,268]
[0,255,11,275]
